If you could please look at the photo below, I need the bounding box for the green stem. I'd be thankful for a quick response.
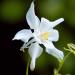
[26,61,29,75]
[58,52,71,72]
[56,52,71,75]
[26,57,30,75]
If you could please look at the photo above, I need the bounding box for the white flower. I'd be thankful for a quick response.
[13,2,64,71]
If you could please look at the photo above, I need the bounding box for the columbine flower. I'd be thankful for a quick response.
[13,2,64,71]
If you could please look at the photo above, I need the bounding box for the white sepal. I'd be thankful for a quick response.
[12,29,33,42]
[46,48,64,62]
[28,43,43,71]
[48,29,59,42]
[52,18,64,27]
[26,2,40,30]
[45,42,64,61]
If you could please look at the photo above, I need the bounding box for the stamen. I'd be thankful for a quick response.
[25,39,35,47]
[41,32,49,40]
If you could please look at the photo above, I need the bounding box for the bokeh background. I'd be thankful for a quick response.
[1,0,75,75]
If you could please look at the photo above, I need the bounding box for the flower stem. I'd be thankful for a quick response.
[26,61,29,75]
[55,52,71,75]
[26,57,30,75]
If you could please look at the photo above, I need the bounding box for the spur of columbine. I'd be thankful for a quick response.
[13,2,64,71]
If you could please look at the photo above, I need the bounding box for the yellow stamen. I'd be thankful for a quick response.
[41,32,49,40]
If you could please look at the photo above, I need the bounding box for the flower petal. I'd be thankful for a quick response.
[40,18,52,32]
[46,48,64,62]
[48,29,59,42]
[40,18,64,32]
[12,29,33,42]
[43,41,64,61]
[52,18,64,27]
[26,2,40,29]
[33,32,42,44]
[28,43,43,71]
[43,41,55,49]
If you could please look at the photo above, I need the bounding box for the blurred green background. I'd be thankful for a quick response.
[1,0,75,75]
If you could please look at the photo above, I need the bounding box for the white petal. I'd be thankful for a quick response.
[46,48,64,62]
[44,41,64,61]
[12,29,33,42]
[28,43,43,71]
[26,2,40,29]
[33,32,42,44]
[40,18,52,32]
[43,41,55,49]
[52,18,64,27]
[40,18,64,32]
[48,29,59,42]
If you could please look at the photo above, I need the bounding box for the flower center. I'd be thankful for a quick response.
[40,32,49,40]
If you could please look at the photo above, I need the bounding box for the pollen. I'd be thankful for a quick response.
[40,32,49,40]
